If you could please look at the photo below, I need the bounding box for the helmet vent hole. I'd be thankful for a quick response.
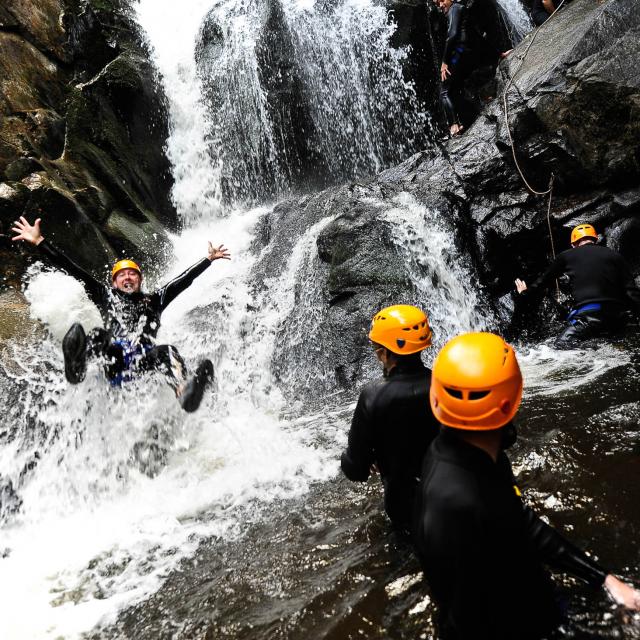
[402,327,411,331]
[444,387,463,399]
[469,390,490,400]
[413,325,418,330]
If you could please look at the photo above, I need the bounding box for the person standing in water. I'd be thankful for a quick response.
[341,305,440,534]
[12,216,230,412]
[515,223,640,349]
[415,332,640,639]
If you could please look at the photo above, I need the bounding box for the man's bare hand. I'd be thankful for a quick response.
[12,217,44,245]
[605,575,640,610]
[441,62,451,82]
[207,241,231,262]
[515,278,528,294]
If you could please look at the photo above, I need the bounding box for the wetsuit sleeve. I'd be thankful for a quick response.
[156,258,211,310]
[340,391,375,482]
[525,253,566,297]
[442,4,463,64]
[522,505,607,587]
[38,239,106,304]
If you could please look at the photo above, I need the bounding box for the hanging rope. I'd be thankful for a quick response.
[502,2,566,299]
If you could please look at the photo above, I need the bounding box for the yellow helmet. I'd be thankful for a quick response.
[570,224,597,245]
[111,259,141,280]
[430,332,522,431]
[369,305,432,355]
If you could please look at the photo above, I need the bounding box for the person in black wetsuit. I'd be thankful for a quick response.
[12,216,230,412]
[415,332,640,640]
[434,0,508,136]
[515,223,640,349]
[340,304,439,534]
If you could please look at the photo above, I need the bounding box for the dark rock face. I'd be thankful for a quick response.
[0,0,176,291]
[260,0,640,401]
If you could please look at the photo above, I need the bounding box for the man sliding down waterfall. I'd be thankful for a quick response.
[12,216,230,412]
[515,223,640,349]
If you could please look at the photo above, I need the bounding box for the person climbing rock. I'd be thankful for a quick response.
[415,332,640,640]
[434,0,508,136]
[12,216,230,412]
[514,223,640,349]
[340,305,439,534]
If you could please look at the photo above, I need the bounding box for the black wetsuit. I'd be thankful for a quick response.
[415,428,608,640]
[531,0,551,26]
[341,355,440,532]
[38,240,211,383]
[524,242,640,348]
[439,0,501,128]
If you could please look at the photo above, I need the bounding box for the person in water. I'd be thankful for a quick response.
[340,305,439,534]
[435,0,509,136]
[12,216,230,412]
[414,331,640,640]
[515,223,640,349]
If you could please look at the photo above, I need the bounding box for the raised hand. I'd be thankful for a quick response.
[11,216,44,245]
[515,278,528,294]
[207,241,231,262]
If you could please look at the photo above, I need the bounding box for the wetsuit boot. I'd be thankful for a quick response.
[62,322,87,383]
[179,359,214,413]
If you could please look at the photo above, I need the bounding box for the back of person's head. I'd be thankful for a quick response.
[430,332,522,430]
[570,223,598,247]
[369,305,432,357]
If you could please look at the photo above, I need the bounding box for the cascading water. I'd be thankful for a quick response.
[186,0,430,205]
[0,0,574,638]
[496,0,534,43]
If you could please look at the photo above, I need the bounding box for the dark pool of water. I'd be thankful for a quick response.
[91,338,640,640]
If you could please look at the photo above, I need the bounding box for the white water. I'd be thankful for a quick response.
[0,205,345,639]
[140,0,428,210]
[496,0,533,43]
[0,0,563,638]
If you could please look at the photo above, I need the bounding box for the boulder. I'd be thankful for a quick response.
[0,0,176,296]
[259,0,640,401]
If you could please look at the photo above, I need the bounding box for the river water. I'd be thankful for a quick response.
[1,0,639,639]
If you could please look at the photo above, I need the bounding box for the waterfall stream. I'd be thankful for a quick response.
[3,1,636,639]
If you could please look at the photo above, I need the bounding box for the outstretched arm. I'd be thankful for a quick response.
[12,216,105,301]
[158,241,231,310]
[522,504,640,609]
[515,254,566,298]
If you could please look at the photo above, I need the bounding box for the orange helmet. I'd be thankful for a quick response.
[570,224,597,245]
[112,259,141,280]
[369,305,432,355]
[430,332,522,431]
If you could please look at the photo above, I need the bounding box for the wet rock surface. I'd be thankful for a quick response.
[255,0,640,394]
[0,0,176,293]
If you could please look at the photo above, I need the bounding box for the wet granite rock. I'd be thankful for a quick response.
[0,0,176,294]
[259,0,640,399]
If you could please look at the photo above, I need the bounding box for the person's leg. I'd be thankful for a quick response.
[62,323,88,383]
[139,345,214,412]
[140,344,188,391]
[554,314,604,349]
[440,76,461,135]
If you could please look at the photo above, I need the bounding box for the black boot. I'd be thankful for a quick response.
[179,359,214,413]
[62,323,87,384]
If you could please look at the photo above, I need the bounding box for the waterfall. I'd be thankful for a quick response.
[495,0,533,43]
[0,1,485,637]
[141,0,429,213]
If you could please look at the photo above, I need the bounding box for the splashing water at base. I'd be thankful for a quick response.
[0,207,344,639]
